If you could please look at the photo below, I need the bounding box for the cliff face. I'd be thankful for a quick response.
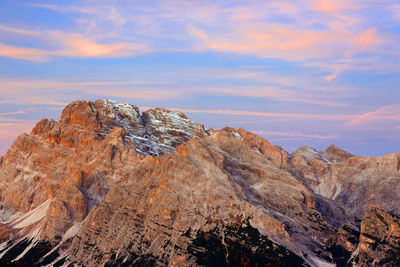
[290,145,400,217]
[0,99,399,266]
[354,207,400,266]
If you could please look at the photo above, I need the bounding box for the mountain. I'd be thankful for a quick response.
[0,99,399,266]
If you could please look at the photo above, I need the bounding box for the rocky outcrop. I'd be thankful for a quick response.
[321,145,353,163]
[35,99,208,156]
[0,99,399,266]
[327,223,360,266]
[64,128,329,266]
[353,208,400,266]
[290,146,400,217]
[222,127,289,168]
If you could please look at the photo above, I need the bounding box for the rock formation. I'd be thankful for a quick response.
[0,99,399,266]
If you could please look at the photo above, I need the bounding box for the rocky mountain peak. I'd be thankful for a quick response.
[33,99,208,156]
[0,99,399,266]
[292,145,322,161]
[322,144,353,163]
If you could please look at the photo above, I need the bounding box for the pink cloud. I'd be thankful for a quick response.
[356,28,378,47]
[53,33,141,57]
[318,28,379,82]
[0,95,70,106]
[62,37,128,57]
[0,25,149,61]
[308,0,357,15]
[0,111,26,116]
[0,1,389,65]
[0,122,36,156]
[231,12,252,20]
[0,43,48,61]
[324,73,338,82]
[345,103,400,126]
[0,122,35,141]
[189,23,382,61]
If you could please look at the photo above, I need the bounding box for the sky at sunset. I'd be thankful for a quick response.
[0,0,399,156]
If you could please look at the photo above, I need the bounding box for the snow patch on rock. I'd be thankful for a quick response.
[293,145,331,164]
[0,200,52,261]
[10,199,52,229]
[97,100,207,156]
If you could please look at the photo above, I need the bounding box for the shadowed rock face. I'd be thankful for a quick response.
[354,208,400,266]
[0,99,399,266]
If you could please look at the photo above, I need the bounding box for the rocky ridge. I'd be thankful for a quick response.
[0,99,398,266]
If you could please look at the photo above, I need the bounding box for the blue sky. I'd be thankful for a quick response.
[0,0,399,156]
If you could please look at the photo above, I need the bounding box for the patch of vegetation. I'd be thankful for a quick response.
[187,218,306,266]
[377,246,400,265]
[0,259,16,267]
[327,245,351,267]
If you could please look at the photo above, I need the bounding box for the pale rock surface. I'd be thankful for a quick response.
[290,145,400,217]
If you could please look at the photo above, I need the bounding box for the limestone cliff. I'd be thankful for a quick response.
[0,99,398,266]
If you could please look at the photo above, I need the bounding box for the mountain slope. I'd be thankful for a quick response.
[0,99,399,266]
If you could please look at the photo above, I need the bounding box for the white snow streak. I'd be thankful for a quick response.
[11,199,52,229]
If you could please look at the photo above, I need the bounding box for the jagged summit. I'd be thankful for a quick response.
[33,99,208,156]
[322,144,353,163]
[0,99,399,266]
[291,144,353,164]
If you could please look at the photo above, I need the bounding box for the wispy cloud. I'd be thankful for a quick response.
[0,25,40,36]
[0,43,48,61]
[31,4,127,26]
[0,0,398,157]
[0,78,179,103]
[345,103,400,126]
[209,86,347,107]
[54,34,130,57]
[0,98,70,106]
[0,25,149,61]
[308,0,358,16]
[253,130,341,140]
[83,88,184,100]
[0,122,36,157]
[142,106,354,121]
[0,111,26,116]
[189,24,382,62]
[0,69,353,106]
[0,1,393,66]
[0,80,170,88]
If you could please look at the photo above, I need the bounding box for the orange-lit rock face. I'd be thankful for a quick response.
[0,99,399,266]
[0,100,207,243]
[59,100,100,129]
